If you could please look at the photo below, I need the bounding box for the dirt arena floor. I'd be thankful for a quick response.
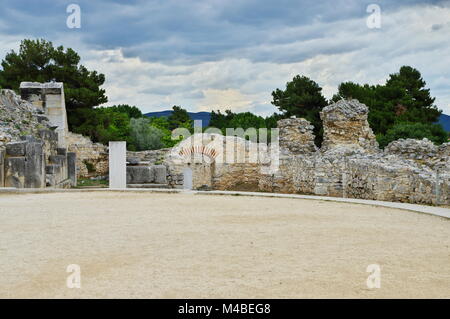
[0,191,449,298]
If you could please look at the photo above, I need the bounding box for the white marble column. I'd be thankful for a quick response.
[109,141,127,189]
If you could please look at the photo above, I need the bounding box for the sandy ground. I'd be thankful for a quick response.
[0,191,449,299]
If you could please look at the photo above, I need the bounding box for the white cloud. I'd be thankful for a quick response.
[1,2,450,116]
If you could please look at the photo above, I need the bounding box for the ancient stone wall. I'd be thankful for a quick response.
[20,82,68,147]
[257,99,449,205]
[320,99,378,152]
[66,132,108,178]
[277,118,317,155]
[126,149,170,165]
[0,89,51,147]
[1,88,76,188]
[385,138,450,171]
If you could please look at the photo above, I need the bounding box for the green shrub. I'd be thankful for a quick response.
[130,118,165,151]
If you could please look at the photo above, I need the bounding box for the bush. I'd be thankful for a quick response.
[377,122,449,148]
[130,118,165,151]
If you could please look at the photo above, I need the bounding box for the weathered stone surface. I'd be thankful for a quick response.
[24,141,45,188]
[1,85,97,189]
[153,165,167,184]
[0,89,52,149]
[0,148,5,187]
[127,166,154,184]
[66,132,108,178]
[277,117,317,156]
[57,148,67,156]
[127,157,140,165]
[127,149,170,164]
[6,141,27,156]
[67,152,77,187]
[320,99,379,152]
[5,157,26,188]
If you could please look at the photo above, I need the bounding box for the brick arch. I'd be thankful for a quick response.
[178,145,219,162]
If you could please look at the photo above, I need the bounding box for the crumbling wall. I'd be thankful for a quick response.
[0,88,76,189]
[0,89,51,147]
[258,99,449,205]
[126,149,170,165]
[66,132,108,178]
[320,99,379,152]
[385,138,450,171]
[277,118,317,155]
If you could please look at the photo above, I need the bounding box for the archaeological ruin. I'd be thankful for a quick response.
[0,83,76,188]
[1,82,449,205]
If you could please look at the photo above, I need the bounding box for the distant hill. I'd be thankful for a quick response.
[144,110,212,127]
[438,114,450,132]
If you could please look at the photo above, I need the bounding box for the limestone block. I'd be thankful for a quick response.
[5,157,26,188]
[126,166,154,184]
[0,148,5,187]
[48,154,68,184]
[25,142,45,188]
[57,148,67,156]
[67,152,77,187]
[6,141,27,156]
[153,165,167,184]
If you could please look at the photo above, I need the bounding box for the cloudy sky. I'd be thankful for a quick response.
[0,0,449,115]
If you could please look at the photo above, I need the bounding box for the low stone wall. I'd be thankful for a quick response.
[126,149,170,164]
[2,133,75,188]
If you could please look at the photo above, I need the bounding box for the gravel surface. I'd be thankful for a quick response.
[0,192,449,298]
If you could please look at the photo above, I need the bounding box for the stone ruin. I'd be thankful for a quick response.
[0,84,76,188]
[2,81,449,206]
[126,98,449,205]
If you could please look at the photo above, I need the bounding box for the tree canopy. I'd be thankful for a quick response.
[333,66,442,136]
[271,75,327,145]
[0,39,107,130]
[167,105,192,130]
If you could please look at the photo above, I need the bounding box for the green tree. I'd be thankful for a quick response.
[0,39,107,130]
[377,122,448,148]
[107,104,143,119]
[209,110,235,129]
[130,118,165,151]
[271,75,327,145]
[385,66,440,123]
[333,66,443,144]
[70,108,131,146]
[168,105,192,130]
[147,116,182,148]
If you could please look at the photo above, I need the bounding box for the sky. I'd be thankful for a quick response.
[0,0,449,115]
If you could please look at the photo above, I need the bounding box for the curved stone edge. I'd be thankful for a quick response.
[0,187,449,219]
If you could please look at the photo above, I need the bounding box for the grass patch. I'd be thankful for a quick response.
[75,178,108,188]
